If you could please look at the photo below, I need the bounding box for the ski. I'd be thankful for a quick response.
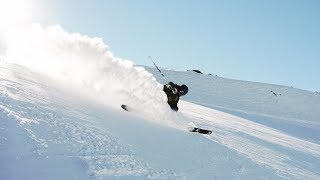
[189,127,212,134]
[121,104,136,112]
[121,104,129,111]
[188,122,212,135]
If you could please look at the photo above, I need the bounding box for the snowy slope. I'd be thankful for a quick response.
[0,62,278,179]
[146,67,320,144]
[1,24,320,179]
[146,67,320,179]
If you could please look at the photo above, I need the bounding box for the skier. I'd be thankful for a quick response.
[163,82,188,111]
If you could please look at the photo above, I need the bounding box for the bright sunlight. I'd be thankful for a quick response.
[0,0,38,28]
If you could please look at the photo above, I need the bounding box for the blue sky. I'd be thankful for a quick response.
[37,0,319,91]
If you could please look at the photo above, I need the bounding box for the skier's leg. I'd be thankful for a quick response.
[170,104,178,111]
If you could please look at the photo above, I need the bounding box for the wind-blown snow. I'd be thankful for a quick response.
[3,24,172,121]
[1,24,319,179]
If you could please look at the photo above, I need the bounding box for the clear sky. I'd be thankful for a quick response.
[7,0,320,91]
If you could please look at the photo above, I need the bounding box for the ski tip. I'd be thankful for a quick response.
[121,104,128,111]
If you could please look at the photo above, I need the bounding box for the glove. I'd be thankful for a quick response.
[165,84,172,89]
[165,82,177,94]
[171,88,177,94]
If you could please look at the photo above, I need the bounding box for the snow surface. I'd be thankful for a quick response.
[1,24,320,179]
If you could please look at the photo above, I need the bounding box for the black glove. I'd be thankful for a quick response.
[165,82,177,94]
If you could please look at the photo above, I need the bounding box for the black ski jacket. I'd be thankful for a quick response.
[163,82,182,111]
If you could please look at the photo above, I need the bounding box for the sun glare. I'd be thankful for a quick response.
[0,0,37,28]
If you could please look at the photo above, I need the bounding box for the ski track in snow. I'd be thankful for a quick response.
[180,101,320,179]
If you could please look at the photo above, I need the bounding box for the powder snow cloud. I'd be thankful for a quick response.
[2,23,171,120]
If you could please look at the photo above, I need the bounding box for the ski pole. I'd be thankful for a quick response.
[148,56,168,82]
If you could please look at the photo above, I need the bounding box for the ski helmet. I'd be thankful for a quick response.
[179,84,188,95]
